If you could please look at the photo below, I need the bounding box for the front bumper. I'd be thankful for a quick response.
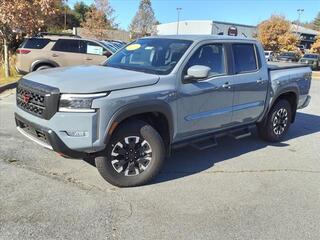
[298,95,311,109]
[15,113,98,159]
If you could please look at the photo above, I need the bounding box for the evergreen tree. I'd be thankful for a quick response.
[129,0,157,39]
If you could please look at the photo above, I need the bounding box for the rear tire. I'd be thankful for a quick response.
[95,120,165,187]
[257,99,292,142]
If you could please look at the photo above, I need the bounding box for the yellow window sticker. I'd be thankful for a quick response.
[126,44,141,51]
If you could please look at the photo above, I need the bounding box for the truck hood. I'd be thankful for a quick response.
[23,65,160,93]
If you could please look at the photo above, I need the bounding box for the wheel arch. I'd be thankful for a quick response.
[30,59,59,72]
[104,101,174,155]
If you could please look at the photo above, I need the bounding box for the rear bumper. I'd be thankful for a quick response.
[15,65,29,75]
[15,113,97,159]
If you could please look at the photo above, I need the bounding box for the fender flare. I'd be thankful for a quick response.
[270,86,299,108]
[30,59,60,72]
[103,100,174,146]
[259,86,299,124]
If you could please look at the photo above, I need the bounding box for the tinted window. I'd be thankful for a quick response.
[23,38,50,49]
[303,54,318,59]
[233,44,257,73]
[185,44,226,77]
[106,38,192,75]
[281,52,295,57]
[52,39,81,53]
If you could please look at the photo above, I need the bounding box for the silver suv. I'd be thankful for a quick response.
[15,33,114,74]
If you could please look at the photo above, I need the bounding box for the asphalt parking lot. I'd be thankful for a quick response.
[0,79,320,240]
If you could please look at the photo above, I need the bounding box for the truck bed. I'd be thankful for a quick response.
[268,62,309,70]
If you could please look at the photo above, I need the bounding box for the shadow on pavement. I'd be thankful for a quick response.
[81,112,320,184]
[152,112,320,184]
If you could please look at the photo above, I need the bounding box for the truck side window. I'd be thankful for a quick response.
[232,44,258,73]
[185,44,226,77]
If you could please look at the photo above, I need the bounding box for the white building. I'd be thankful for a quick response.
[156,20,257,38]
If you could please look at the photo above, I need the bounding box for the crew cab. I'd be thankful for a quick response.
[14,35,312,187]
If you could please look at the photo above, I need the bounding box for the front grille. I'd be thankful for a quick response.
[17,86,46,117]
[16,79,60,120]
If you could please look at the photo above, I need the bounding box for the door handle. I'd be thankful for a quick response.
[52,54,59,57]
[221,82,231,89]
[86,58,93,60]
[256,79,265,84]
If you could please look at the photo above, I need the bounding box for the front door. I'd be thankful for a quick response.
[177,42,234,140]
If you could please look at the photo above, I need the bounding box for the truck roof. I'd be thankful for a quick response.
[146,34,257,43]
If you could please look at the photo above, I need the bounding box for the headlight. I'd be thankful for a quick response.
[59,93,108,113]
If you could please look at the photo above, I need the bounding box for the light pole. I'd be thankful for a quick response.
[296,9,304,34]
[176,8,182,35]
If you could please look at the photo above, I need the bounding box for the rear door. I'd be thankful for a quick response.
[231,43,268,125]
[51,39,86,66]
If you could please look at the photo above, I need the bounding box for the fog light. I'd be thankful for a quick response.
[66,131,88,137]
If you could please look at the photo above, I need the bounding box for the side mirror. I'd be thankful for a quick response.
[103,51,112,58]
[184,65,211,82]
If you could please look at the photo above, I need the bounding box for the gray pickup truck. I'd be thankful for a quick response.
[14,35,312,187]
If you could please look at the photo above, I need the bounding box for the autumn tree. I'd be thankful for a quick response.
[81,0,117,40]
[257,15,299,53]
[73,1,91,23]
[311,36,320,54]
[46,3,80,32]
[129,0,158,39]
[0,0,59,77]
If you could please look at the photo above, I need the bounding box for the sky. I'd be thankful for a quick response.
[68,0,320,30]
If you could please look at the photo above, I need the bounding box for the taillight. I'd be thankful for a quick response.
[16,49,31,54]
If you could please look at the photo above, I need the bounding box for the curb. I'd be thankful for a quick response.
[0,82,18,94]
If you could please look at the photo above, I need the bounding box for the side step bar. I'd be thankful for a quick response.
[229,127,253,140]
[191,138,218,150]
[172,125,255,151]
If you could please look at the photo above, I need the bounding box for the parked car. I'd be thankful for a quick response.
[15,35,312,187]
[299,53,320,70]
[264,51,275,62]
[15,33,113,74]
[100,40,121,53]
[277,52,300,62]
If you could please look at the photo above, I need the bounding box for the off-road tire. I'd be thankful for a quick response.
[257,99,292,142]
[95,120,165,187]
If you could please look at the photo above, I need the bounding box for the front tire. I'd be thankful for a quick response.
[95,120,165,187]
[257,99,292,142]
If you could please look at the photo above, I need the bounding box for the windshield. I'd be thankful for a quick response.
[281,52,295,56]
[105,38,193,75]
[303,54,318,59]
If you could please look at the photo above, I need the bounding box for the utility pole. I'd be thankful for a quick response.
[0,30,10,78]
[176,7,182,35]
[64,0,68,30]
[3,38,9,78]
